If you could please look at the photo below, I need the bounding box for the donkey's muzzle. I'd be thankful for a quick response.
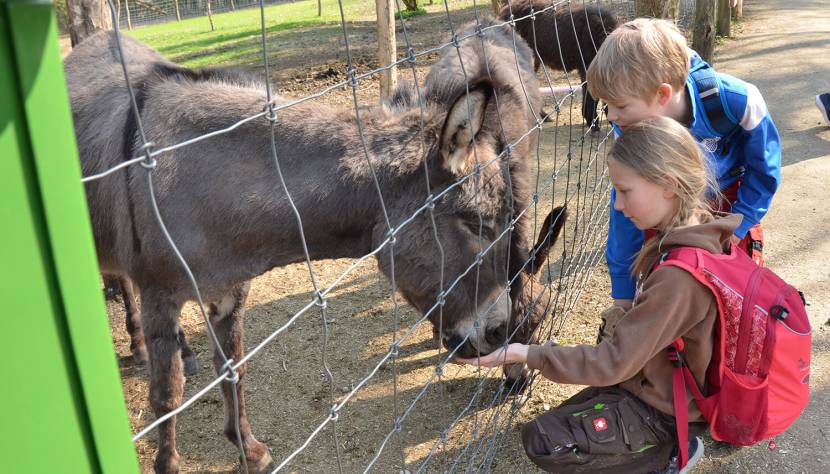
[443,333,478,359]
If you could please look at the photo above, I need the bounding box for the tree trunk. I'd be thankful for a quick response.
[67,0,113,47]
[693,0,716,62]
[318,0,322,17]
[402,0,417,11]
[230,0,235,11]
[174,0,181,21]
[376,0,397,101]
[636,0,680,20]
[735,0,744,18]
[717,0,731,36]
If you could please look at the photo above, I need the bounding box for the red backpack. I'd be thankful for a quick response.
[654,245,811,469]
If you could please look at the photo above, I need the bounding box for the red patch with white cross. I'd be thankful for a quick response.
[592,417,608,431]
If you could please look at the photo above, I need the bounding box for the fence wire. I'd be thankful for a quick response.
[74,0,692,471]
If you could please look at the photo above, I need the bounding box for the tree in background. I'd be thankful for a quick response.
[637,0,680,21]
[67,0,113,46]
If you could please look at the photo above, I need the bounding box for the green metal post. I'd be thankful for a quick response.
[0,1,139,472]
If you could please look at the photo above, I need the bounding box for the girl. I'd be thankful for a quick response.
[458,116,740,473]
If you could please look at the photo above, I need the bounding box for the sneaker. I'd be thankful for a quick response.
[817,93,830,127]
[653,436,705,473]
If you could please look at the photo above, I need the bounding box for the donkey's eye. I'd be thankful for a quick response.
[465,220,495,240]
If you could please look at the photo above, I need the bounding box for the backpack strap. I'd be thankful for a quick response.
[689,64,741,153]
[660,249,713,470]
[668,339,707,471]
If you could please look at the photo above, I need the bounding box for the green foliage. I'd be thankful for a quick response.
[400,7,427,19]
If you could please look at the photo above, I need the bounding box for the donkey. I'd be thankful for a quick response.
[499,0,618,129]
[66,18,562,472]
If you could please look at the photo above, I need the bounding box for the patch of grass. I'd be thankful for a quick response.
[127,0,373,67]
[125,0,473,68]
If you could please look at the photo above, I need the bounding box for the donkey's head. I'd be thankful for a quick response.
[370,21,566,358]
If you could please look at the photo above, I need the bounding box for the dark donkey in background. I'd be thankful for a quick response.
[499,0,618,129]
[66,18,565,473]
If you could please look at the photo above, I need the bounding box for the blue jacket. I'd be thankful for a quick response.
[607,51,782,299]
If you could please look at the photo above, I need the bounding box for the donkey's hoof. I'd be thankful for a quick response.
[183,354,199,377]
[132,345,149,365]
[241,441,274,474]
[153,449,180,474]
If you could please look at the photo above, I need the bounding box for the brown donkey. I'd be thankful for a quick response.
[66,19,564,473]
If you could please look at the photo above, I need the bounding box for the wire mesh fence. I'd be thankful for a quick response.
[68,0,692,471]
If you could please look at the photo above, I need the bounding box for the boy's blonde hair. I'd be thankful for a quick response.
[607,116,718,277]
[587,18,690,104]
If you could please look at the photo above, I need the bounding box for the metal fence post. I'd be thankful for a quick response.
[0,1,139,472]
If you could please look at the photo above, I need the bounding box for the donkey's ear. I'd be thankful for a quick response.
[528,206,567,276]
[439,84,493,176]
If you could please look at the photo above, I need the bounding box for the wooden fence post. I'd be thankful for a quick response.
[206,0,215,31]
[376,0,396,101]
[123,0,131,29]
[693,0,716,61]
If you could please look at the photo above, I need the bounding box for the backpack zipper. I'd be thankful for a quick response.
[734,266,767,373]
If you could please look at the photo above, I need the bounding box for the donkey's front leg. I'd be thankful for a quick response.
[141,290,186,474]
[210,282,274,473]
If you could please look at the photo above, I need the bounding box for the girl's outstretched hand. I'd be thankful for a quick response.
[455,343,530,367]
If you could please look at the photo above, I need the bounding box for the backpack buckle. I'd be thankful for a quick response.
[668,346,685,367]
[770,305,789,321]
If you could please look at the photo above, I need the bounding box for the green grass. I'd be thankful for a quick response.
[126,0,473,69]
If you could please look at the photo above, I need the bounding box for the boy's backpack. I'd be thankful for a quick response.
[689,57,741,153]
[654,245,811,469]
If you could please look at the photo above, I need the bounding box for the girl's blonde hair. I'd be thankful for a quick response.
[608,116,719,277]
[587,18,689,104]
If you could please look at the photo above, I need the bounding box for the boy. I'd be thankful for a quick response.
[586,19,781,316]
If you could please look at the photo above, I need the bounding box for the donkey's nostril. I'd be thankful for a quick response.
[443,334,465,352]
[485,325,508,345]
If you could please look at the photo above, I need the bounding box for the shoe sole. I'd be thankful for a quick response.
[817,94,830,127]
[679,437,705,474]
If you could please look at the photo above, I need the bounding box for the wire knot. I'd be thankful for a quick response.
[221,359,240,384]
[314,290,327,309]
[136,141,157,170]
[264,100,278,123]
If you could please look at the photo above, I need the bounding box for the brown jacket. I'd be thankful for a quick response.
[527,214,742,421]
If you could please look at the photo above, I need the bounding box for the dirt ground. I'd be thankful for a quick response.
[82,0,830,472]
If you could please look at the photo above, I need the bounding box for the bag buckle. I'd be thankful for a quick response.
[668,346,685,367]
